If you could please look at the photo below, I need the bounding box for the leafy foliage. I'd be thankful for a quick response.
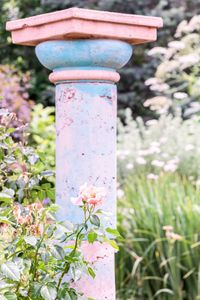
[0,188,117,299]
[29,104,55,170]
[0,109,55,205]
[117,174,200,300]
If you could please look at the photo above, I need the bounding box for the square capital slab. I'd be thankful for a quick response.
[6,7,163,46]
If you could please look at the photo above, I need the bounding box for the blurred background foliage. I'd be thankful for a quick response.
[0,0,200,118]
[1,0,200,299]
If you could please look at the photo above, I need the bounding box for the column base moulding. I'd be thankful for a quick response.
[49,70,120,84]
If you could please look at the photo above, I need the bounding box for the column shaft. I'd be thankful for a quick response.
[56,82,117,228]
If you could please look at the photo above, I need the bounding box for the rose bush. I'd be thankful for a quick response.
[0,185,119,300]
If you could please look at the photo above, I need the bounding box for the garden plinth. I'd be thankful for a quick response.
[6,7,163,300]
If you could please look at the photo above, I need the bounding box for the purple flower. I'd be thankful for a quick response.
[42,198,50,206]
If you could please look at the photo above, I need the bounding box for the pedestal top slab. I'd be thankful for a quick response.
[6,7,163,46]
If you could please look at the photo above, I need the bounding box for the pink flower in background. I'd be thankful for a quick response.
[71,183,106,206]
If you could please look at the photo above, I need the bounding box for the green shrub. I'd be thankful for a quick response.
[117,173,200,300]
[0,109,55,205]
[29,104,55,171]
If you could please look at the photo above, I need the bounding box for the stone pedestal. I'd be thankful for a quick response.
[6,7,162,300]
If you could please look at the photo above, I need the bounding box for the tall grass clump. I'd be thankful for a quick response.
[117,173,200,300]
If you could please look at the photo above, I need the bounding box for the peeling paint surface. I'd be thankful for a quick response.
[74,242,116,300]
[56,82,117,229]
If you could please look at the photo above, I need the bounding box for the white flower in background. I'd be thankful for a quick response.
[160,137,168,144]
[144,97,172,112]
[163,160,178,173]
[126,163,133,170]
[149,145,161,154]
[140,145,160,155]
[163,225,173,231]
[117,189,125,199]
[163,225,183,241]
[185,144,194,151]
[188,15,200,32]
[136,157,146,165]
[162,153,169,158]
[150,83,169,92]
[151,160,164,168]
[124,150,130,156]
[138,149,152,156]
[151,142,160,148]
[195,180,200,188]
[179,54,199,69]
[117,150,130,160]
[168,41,185,49]
[146,119,158,126]
[175,20,188,37]
[174,92,188,100]
[145,77,161,86]
[148,47,167,56]
[147,173,159,180]
[166,231,183,241]
[193,204,200,213]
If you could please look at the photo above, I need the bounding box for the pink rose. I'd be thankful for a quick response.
[71,183,106,206]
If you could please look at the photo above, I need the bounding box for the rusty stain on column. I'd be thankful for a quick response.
[6,7,163,300]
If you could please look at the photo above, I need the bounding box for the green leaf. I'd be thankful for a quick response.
[0,193,12,203]
[40,285,57,300]
[88,267,96,279]
[50,245,66,260]
[0,295,7,300]
[7,128,15,134]
[88,232,97,243]
[4,292,17,300]
[31,282,42,299]
[153,288,174,297]
[106,239,119,251]
[1,262,21,282]
[0,217,12,225]
[41,183,51,189]
[38,190,46,201]
[90,215,100,227]
[24,236,37,247]
[41,252,50,264]
[47,189,55,201]
[106,228,121,237]
[68,290,78,300]
[60,291,71,300]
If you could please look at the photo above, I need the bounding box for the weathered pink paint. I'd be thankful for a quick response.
[6,7,163,46]
[6,7,163,300]
[49,70,120,83]
[74,242,117,299]
[55,82,118,230]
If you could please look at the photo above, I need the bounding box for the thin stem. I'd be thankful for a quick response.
[56,206,92,292]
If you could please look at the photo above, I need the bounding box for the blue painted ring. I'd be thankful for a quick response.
[35,39,133,71]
